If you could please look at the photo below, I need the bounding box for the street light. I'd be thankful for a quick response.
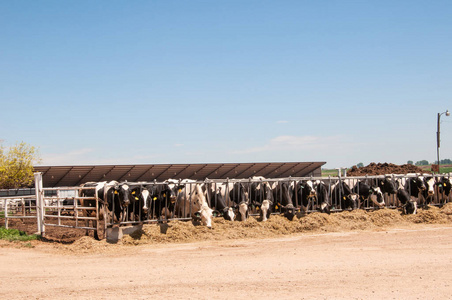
[436,109,450,172]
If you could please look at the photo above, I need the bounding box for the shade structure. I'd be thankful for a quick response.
[34,162,326,187]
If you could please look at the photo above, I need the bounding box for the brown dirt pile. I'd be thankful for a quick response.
[348,162,427,176]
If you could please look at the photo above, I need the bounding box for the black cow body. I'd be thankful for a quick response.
[250,181,274,221]
[229,182,250,221]
[314,181,331,214]
[331,181,358,210]
[353,180,385,208]
[154,183,180,220]
[438,177,452,203]
[377,177,397,195]
[128,184,156,221]
[79,181,118,240]
[273,182,297,220]
[405,175,435,207]
[395,179,417,214]
[174,182,204,219]
[206,183,235,221]
[294,180,317,213]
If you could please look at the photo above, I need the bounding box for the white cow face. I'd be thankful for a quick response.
[238,202,248,221]
[370,187,385,207]
[306,180,316,197]
[198,205,213,228]
[225,207,235,221]
[260,200,271,222]
[141,189,150,212]
[424,177,435,196]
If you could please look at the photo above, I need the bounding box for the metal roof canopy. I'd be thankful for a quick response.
[34,162,326,188]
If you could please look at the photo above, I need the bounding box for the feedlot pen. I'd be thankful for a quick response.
[1,172,451,240]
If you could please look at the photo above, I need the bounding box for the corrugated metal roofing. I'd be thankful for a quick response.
[34,162,326,187]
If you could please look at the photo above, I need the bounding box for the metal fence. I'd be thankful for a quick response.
[1,172,450,239]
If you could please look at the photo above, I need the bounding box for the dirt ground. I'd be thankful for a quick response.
[1,205,452,299]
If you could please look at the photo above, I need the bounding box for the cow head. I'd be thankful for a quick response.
[259,199,272,222]
[423,176,436,197]
[115,182,130,208]
[296,180,317,211]
[440,177,451,196]
[130,185,153,213]
[223,207,235,221]
[233,183,250,221]
[369,186,385,207]
[378,177,397,195]
[338,181,358,210]
[194,205,216,228]
[411,176,427,192]
[405,200,418,215]
[191,184,217,227]
[161,184,179,205]
[236,201,249,221]
[343,193,359,210]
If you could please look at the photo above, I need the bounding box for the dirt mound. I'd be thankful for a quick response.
[347,162,427,176]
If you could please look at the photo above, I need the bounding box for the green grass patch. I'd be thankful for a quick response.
[439,166,452,173]
[322,169,349,177]
[0,227,40,242]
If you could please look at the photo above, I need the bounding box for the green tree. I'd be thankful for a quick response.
[0,142,41,189]
[356,162,364,168]
[440,159,451,165]
[407,160,414,165]
[415,160,429,166]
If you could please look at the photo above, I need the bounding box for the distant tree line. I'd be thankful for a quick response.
[354,159,452,168]
[406,159,452,166]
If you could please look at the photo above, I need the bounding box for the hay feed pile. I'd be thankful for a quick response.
[59,205,452,251]
[119,205,452,246]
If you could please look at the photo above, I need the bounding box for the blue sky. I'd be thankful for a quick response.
[1,1,451,169]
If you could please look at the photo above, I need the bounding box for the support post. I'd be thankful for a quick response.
[34,172,45,236]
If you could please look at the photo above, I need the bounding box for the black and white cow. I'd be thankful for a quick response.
[206,182,235,221]
[438,176,452,203]
[294,180,330,213]
[79,180,128,240]
[112,181,131,222]
[294,180,317,213]
[395,178,417,214]
[331,180,359,211]
[377,176,397,195]
[128,183,156,221]
[149,179,184,220]
[313,180,331,214]
[250,180,274,222]
[423,176,437,205]
[273,181,298,220]
[405,174,435,207]
[353,180,385,208]
[175,182,217,228]
[229,182,250,221]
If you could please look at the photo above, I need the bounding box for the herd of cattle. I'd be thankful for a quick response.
[78,173,452,239]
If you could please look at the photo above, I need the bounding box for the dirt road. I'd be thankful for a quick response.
[1,224,451,299]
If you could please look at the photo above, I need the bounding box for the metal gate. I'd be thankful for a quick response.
[34,172,107,239]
